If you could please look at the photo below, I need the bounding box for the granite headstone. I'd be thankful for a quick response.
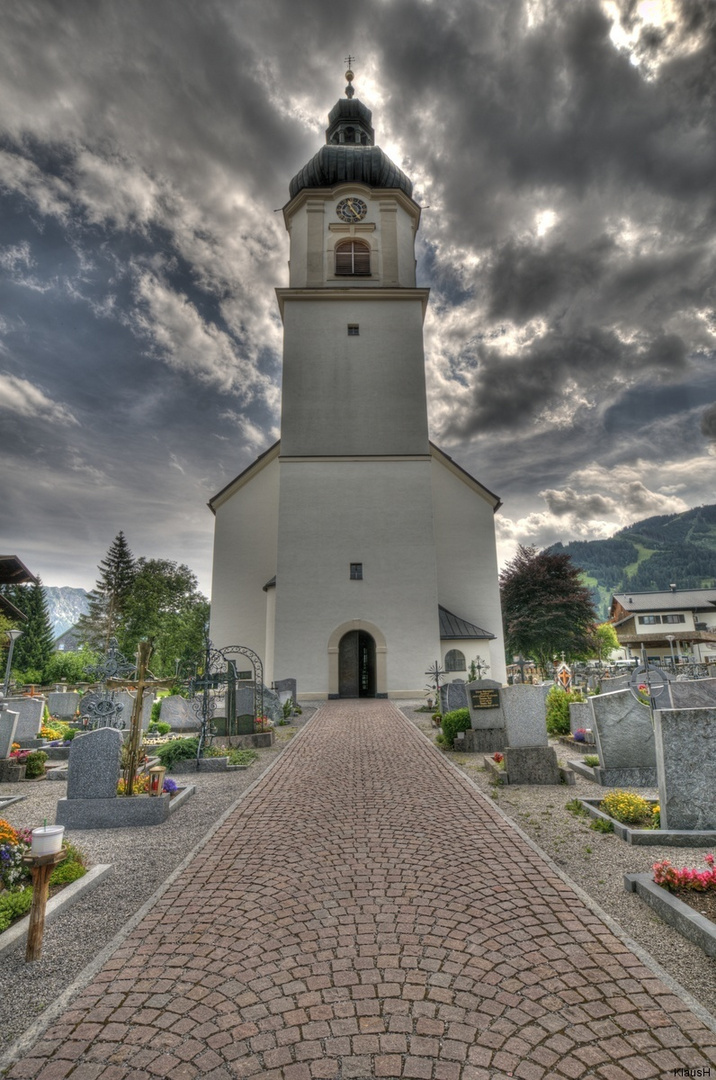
[463,680,505,752]
[654,707,716,830]
[9,697,45,742]
[569,700,593,736]
[66,727,122,800]
[0,708,19,759]
[502,684,548,748]
[667,678,716,709]
[159,695,199,731]
[440,680,468,715]
[590,690,656,786]
[46,691,81,720]
[273,678,297,704]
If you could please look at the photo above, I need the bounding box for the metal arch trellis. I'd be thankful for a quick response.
[189,639,264,759]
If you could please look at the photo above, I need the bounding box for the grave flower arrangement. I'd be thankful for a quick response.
[653,853,715,892]
[491,752,505,769]
[0,820,87,934]
[573,729,588,742]
[0,820,31,891]
[254,715,273,732]
[599,789,658,829]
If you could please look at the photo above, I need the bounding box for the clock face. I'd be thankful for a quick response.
[336,197,368,223]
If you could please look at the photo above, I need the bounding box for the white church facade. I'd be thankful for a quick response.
[209,74,506,698]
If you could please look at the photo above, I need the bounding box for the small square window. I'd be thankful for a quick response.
[347,324,360,336]
[350,563,363,580]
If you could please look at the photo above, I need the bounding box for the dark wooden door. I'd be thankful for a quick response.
[339,631,376,697]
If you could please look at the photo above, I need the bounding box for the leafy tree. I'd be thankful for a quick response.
[76,532,136,650]
[500,545,598,674]
[43,646,100,685]
[583,621,620,663]
[119,558,209,677]
[6,578,55,681]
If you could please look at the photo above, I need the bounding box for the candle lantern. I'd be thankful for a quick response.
[148,765,166,797]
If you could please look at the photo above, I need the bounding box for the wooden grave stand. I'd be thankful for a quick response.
[22,848,67,962]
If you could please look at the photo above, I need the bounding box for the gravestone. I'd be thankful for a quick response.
[46,691,81,720]
[599,673,631,692]
[569,701,593,736]
[274,678,297,704]
[504,746,561,785]
[159,695,199,731]
[67,727,122,800]
[501,684,561,784]
[590,690,656,786]
[0,708,19,759]
[57,725,184,828]
[668,678,716,709]
[654,707,716,830]
[440,680,468,715]
[463,680,505,753]
[502,684,548,747]
[9,697,46,743]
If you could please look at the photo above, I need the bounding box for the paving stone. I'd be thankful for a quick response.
[7,701,716,1079]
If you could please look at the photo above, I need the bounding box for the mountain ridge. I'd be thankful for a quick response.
[546,504,716,619]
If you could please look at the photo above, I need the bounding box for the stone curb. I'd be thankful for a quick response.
[567,757,598,782]
[580,797,716,846]
[0,864,114,959]
[625,873,716,957]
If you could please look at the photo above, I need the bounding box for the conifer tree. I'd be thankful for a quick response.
[7,577,55,680]
[76,532,137,651]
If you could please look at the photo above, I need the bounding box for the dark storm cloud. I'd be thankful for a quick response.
[1,0,715,586]
[701,403,716,442]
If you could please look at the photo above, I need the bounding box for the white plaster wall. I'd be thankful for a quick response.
[209,457,280,664]
[441,641,492,683]
[280,298,429,457]
[431,456,507,684]
[273,459,440,696]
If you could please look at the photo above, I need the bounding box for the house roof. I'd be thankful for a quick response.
[0,556,38,621]
[0,556,37,587]
[439,605,495,640]
[612,588,716,612]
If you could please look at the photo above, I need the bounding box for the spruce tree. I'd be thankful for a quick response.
[76,532,137,651]
[7,577,55,680]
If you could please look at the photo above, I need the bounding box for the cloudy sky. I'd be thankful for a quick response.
[1,0,715,596]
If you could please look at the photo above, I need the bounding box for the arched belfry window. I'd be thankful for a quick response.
[445,649,466,672]
[335,239,371,276]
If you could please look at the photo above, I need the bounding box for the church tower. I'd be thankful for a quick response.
[209,70,506,697]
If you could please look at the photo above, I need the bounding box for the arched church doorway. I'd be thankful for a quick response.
[338,630,376,698]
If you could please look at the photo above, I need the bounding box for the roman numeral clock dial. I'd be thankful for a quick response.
[336,197,367,222]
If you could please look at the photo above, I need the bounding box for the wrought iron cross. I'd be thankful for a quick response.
[474,658,490,679]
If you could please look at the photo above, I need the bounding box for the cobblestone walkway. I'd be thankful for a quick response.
[8,701,716,1080]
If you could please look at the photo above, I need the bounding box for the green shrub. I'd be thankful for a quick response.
[64,729,77,741]
[583,754,600,768]
[545,687,584,736]
[156,722,171,735]
[24,751,47,779]
[150,701,162,725]
[49,843,87,886]
[228,748,259,766]
[440,708,471,748]
[0,889,33,933]
[155,738,199,768]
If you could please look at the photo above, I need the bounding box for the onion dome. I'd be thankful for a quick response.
[289,68,413,200]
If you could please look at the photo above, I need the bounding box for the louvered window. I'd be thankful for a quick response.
[335,240,371,276]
